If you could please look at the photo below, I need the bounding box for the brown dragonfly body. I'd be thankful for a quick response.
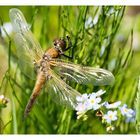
[24,38,68,117]
[9,8,115,118]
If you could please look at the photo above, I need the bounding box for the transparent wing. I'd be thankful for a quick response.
[49,59,115,86]
[14,33,37,79]
[9,8,43,62]
[47,69,82,109]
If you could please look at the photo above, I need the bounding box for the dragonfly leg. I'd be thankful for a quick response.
[61,53,73,59]
[60,35,73,59]
[63,35,72,52]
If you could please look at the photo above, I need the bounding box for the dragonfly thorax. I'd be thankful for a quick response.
[42,53,52,61]
[37,53,51,76]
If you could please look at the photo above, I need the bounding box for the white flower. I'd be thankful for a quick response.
[75,102,89,113]
[85,14,99,30]
[76,94,88,103]
[125,110,135,123]
[75,98,90,120]
[93,15,98,25]
[87,94,102,110]
[0,22,13,37]
[75,90,106,120]
[106,7,115,16]
[119,104,134,118]
[103,110,118,123]
[85,16,93,29]
[104,101,121,109]
[76,94,91,114]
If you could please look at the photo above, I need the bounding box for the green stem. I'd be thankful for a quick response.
[12,96,18,134]
[136,76,140,134]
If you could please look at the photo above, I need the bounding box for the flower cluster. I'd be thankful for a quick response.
[119,104,135,123]
[85,16,98,29]
[75,90,135,132]
[75,90,105,119]
[0,95,9,108]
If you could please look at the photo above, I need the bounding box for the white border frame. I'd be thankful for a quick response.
[0,135,140,140]
[0,0,140,5]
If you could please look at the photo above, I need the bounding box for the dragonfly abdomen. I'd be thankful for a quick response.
[24,72,46,118]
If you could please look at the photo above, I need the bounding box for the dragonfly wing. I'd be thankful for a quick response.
[9,8,43,62]
[47,70,82,109]
[49,59,115,86]
[14,33,37,79]
[9,8,29,33]
[9,8,43,79]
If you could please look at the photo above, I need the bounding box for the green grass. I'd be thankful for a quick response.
[0,6,140,134]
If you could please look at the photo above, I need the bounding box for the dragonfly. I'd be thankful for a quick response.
[9,8,115,118]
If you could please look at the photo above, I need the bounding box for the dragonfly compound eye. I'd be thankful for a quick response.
[53,38,66,52]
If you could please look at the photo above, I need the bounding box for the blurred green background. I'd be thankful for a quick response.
[0,6,140,134]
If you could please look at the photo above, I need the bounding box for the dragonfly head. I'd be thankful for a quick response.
[53,38,66,52]
[53,36,72,54]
